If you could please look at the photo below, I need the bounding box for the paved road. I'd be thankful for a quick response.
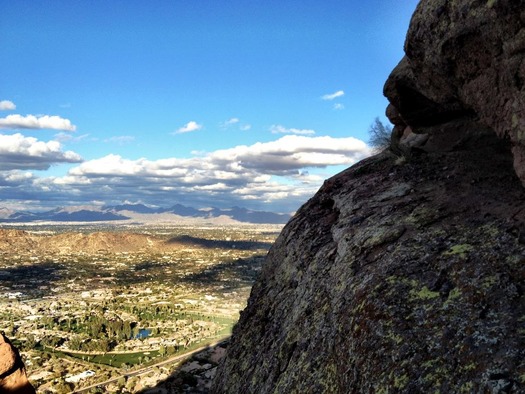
[72,337,228,393]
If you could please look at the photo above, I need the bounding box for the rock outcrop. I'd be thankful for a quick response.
[0,334,35,394]
[385,0,525,179]
[211,1,525,393]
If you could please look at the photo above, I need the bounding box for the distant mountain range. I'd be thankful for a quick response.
[0,203,292,225]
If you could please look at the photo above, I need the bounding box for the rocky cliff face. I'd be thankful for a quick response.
[211,1,525,393]
[385,0,525,178]
[0,334,35,394]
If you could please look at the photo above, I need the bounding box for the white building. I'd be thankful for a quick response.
[65,370,95,383]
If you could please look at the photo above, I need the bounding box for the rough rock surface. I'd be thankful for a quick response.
[0,334,35,394]
[211,1,525,393]
[212,130,525,393]
[385,0,525,182]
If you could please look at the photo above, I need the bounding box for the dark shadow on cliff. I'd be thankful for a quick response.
[166,235,273,251]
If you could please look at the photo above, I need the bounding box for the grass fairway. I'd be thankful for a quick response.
[64,350,160,367]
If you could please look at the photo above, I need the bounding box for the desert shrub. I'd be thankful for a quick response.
[368,117,392,152]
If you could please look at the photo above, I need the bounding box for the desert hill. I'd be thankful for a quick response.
[0,228,236,256]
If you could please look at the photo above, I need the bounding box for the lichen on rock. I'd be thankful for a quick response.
[212,130,525,393]
[211,1,525,393]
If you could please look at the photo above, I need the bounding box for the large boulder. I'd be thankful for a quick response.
[211,1,525,393]
[212,128,525,393]
[385,0,525,180]
[0,334,35,394]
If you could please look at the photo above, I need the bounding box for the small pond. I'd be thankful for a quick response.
[135,329,151,339]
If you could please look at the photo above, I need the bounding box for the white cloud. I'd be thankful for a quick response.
[54,132,92,143]
[222,118,239,127]
[5,171,33,182]
[104,135,135,145]
[174,120,202,134]
[0,100,16,111]
[210,135,371,174]
[65,135,370,182]
[69,154,148,177]
[321,90,345,101]
[0,114,76,131]
[333,103,345,110]
[240,124,252,131]
[221,117,251,131]
[270,125,316,135]
[2,134,371,213]
[0,133,83,170]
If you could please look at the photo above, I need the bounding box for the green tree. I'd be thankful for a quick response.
[117,376,126,388]
[368,117,392,152]
[24,334,37,350]
[159,344,166,357]
[54,380,73,394]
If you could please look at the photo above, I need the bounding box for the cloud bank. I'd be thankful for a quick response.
[0,134,371,212]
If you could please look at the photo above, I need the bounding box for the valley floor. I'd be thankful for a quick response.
[0,224,280,393]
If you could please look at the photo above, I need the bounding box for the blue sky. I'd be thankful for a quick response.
[0,0,419,214]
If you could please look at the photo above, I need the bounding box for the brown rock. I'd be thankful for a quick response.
[0,335,36,394]
[385,0,525,183]
[0,339,16,376]
[385,103,405,127]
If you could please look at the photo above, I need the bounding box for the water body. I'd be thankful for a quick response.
[135,329,151,339]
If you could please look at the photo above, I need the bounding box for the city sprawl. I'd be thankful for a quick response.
[0,225,280,393]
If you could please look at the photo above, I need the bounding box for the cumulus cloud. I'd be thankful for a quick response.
[270,125,316,135]
[0,114,77,131]
[0,133,83,170]
[2,134,371,213]
[67,135,369,181]
[321,90,345,101]
[210,135,371,174]
[0,170,34,186]
[333,103,345,110]
[0,100,16,111]
[174,120,202,134]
